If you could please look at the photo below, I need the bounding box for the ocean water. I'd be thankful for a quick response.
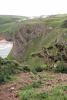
[0,42,13,58]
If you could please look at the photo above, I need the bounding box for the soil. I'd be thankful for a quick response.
[0,71,67,100]
[0,72,32,100]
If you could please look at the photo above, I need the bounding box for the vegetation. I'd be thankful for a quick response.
[53,61,67,73]
[18,15,67,100]
[19,83,67,100]
[0,15,28,38]
[0,14,67,100]
[0,58,22,83]
[21,15,67,73]
[0,14,67,81]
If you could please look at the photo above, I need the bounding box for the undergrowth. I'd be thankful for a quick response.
[18,83,67,100]
[0,58,22,83]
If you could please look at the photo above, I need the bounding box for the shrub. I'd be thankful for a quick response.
[53,61,67,73]
[34,64,48,72]
[35,66,44,72]
[22,65,30,72]
[0,58,22,83]
[61,20,67,28]
[32,81,42,88]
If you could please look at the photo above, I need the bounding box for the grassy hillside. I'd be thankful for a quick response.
[0,14,67,68]
[21,14,67,70]
[0,14,67,100]
[0,15,28,38]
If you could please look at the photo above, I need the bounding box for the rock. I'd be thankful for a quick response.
[9,87,15,92]
[48,27,53,30]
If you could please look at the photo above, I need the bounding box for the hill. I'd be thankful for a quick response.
[0,15,67,66]
[0,14,67,100]
[0,15,29,39]
[10,14,67,68]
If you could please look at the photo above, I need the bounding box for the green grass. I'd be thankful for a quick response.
[53,61,67,73]
[22,14,67,70]
[0,14,66,74]
[0,15,28,37]
[0,14,67,100]
[19,84,67,100]
[0,14,67,78]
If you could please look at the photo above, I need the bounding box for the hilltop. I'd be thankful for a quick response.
[0,15,28,39]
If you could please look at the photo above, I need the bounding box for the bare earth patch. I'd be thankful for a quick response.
[35,71,67,93]
[0,72,32,100]
[0,71,67,100]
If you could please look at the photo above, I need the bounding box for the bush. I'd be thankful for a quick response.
[35,66,44,72]
[34,64,48,72]
[61,20,67,28]
[53,61,67,73]
[22,65,30,72]
[32,81,42,88]
[0,58,22,83]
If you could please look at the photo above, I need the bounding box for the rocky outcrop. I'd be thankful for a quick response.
[12,23,47,60]
[31,42,67,66]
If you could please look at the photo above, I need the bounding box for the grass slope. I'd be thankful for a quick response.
[0,14,67,100]
[0,15,28,37]
[19,85,67,100]
[23,14,67,69]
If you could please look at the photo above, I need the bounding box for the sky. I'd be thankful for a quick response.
[0,0,67,16]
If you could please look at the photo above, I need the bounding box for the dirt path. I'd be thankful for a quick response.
[0,72,33,100]
[35,71,67,93]
[0,71,67,100]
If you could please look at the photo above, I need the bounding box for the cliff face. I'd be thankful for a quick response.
[12,23,48,60]
[0,15,67,63]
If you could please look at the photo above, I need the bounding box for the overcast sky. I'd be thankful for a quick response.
[0,0,67,16]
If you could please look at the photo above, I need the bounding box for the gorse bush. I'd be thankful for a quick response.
[0,58,22,83]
